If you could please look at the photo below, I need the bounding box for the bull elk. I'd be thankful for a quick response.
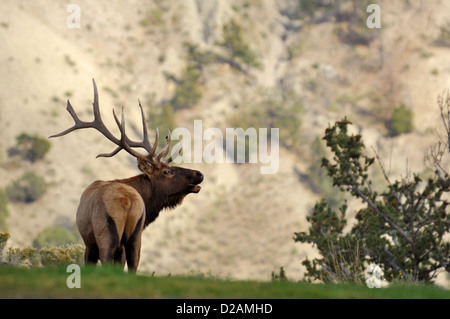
[50,79,203,272]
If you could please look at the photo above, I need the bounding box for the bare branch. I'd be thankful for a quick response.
[345,166,413,246]
[372,147,407,213]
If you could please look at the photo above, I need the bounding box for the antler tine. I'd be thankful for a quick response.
[106,108,162,167]
[49,79,120,146]
[113,100,161,164]
[165,137,183,164]
[137,100,153,153]
[96,107,123,158]
[92,77,101,122]
[96,146,122,159]
[148,128,159,159]
[112,108,149,162]
[89,79,121,144]
[48,99,88,138]
[156,131,172,162]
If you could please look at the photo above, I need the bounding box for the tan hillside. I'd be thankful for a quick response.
[0,0,449,284]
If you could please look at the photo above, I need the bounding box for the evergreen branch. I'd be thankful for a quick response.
[346,168,414,246]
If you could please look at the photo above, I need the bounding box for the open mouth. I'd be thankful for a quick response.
[190,184,201,193]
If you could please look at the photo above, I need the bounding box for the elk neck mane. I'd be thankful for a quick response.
[117,174,185,228]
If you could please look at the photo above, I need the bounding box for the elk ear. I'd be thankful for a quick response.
[137,158,154,176]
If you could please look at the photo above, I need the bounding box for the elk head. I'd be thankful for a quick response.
[137,159,202,202]
[49,79,203,190]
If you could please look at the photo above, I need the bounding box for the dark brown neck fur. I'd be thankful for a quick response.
[117,174,184,228]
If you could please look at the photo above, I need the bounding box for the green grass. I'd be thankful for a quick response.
[0,266,448,299]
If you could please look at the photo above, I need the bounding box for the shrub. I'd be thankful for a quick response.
[297,0,332,19]
[307,136,344,208]
[5,243,84,267]
[295,118,449,283]
[229,91,303,151]
[0,189,9,230]
[6,246,40,267]
[296,0,373,25]
[434,22,450,47]
[389,104,414,136]
[228,93,303,162]
[158,103,176,133]
[6,172,48,203]
[32,226,79,249]
[170,64,202,110]
[139,8,164,28]
[39,244,84,266]
[146,99,177,150]
[14,133,51,162]
[184,42,216,69]
[217,20,261,70]
[271,266,288,281]
[0,232,10,262]
[294,0,377,46]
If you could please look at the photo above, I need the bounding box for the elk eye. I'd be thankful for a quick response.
[163,169,173,176]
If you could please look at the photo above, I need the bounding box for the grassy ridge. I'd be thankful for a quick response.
[0,266,448,299]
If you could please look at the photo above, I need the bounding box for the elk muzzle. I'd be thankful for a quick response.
[190,170,203,193]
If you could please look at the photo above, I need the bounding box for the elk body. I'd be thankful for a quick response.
[50,80,203,272]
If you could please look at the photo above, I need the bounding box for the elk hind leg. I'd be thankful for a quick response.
[84,244,99,265]
[113,245,126,268]
[124,216,143,272]
[97,215,122,266]
[125,237,142,272]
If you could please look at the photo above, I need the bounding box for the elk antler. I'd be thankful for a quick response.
[49,79,182,166]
